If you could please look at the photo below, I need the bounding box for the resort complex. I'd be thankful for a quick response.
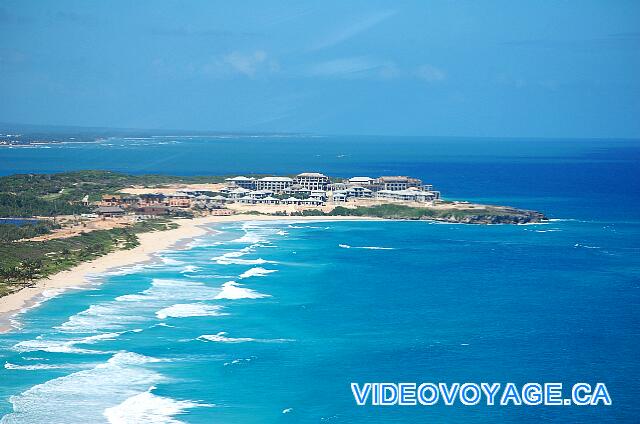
[92,173,442,218]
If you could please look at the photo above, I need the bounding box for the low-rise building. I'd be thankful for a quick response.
[100,194,122,207]
[225,176,256,190]
[229,187,251,199]
[94,206,125,218]
[375,189,439,202]
[294,172,330,190]
[136,206,170,217]
[346,186,373,198]
[348,176,375,186]
[139,193,166,207]
[256,177,293,193]
[167,193,192,208]
[376,176,423,191]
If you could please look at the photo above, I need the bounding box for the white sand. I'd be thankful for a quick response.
[0,214,375,332]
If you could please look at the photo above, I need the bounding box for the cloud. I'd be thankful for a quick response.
[196,50,279,78]
[307,57,386,78]
[415,64,446,83]
[223,51,273,77]
[310,10,396,51]
[151,27,258,38]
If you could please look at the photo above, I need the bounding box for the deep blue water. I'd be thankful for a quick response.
[0,136,638,423]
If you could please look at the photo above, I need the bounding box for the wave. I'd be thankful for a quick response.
[238,267,277,279]
[13,332,122,354]
[155,303,226,319]
[197,332,255,343]
[58,279,220,333]
[212,246,252,260]
[160,257,184,266]
[223,356,256,366]
[103,386,211,424]
[198,332,293,344]
[339,244,394,250]
[0,352,168,424]
[4,362,72,371]
[215,257,275,265]
[180,265,199,274]
[214,281,270,300]
[574,243,601,249]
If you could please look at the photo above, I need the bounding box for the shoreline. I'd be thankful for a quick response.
[0,214,377,333]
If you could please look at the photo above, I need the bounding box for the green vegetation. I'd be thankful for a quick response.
[0,170,228,217]
[0,221,60,242]
[292,203,544,224]
[0,218,177,297]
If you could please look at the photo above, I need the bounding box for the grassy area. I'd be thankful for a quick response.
[291,203,544,223]
[0,170,231,217]
[0,218,178,297]
[0,221,60,242]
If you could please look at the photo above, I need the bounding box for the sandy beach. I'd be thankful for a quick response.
[0,214,375,333]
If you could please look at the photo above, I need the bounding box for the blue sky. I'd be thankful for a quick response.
[0,0,638,138]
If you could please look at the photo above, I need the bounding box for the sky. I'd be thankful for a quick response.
[0,0,639,138]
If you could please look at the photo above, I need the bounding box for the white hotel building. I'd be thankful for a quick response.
[294,172,331,190]
[255,177,294,193]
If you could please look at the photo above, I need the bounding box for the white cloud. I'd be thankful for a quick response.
[307,57,383,78]
[199,50,278,78]
[223,50,270,77]
[415,64,446,83]
[310,10,396,51]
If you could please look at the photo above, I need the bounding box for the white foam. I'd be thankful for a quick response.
[103,386,211,424]
[4,362,69,371]
[160,257,183,266]
[58,279,220,333]
[212,246,275,265]
[282,408,294,414]
[216,257,274,265]
[574,243,601,249]
[13,332,122,354]
[239,267,277,279]
[197,332,256,343]
[0,352,167,423]
[155,303,226,319]
[339,244,394,250]
[180,265,199,274]
[214,281,270,300]
[198,332,293,344]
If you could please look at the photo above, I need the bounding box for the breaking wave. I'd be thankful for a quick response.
[214,281,270,300]
[339,244,394,250]
[238,267,277,279]
[155,303,226,319]
[0,352,169,424]
[103,386,211,424]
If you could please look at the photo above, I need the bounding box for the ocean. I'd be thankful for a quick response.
[0,136,638,422]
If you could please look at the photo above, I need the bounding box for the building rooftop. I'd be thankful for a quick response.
[94,206,125,213]
[226,176,255,181]
[259,176,293,182]
[297,172,328,178]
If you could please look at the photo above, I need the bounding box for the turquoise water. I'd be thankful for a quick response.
[0,136,639,422]
[0,219,638,423]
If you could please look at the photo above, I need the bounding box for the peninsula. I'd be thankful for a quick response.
[0,170,546,320]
